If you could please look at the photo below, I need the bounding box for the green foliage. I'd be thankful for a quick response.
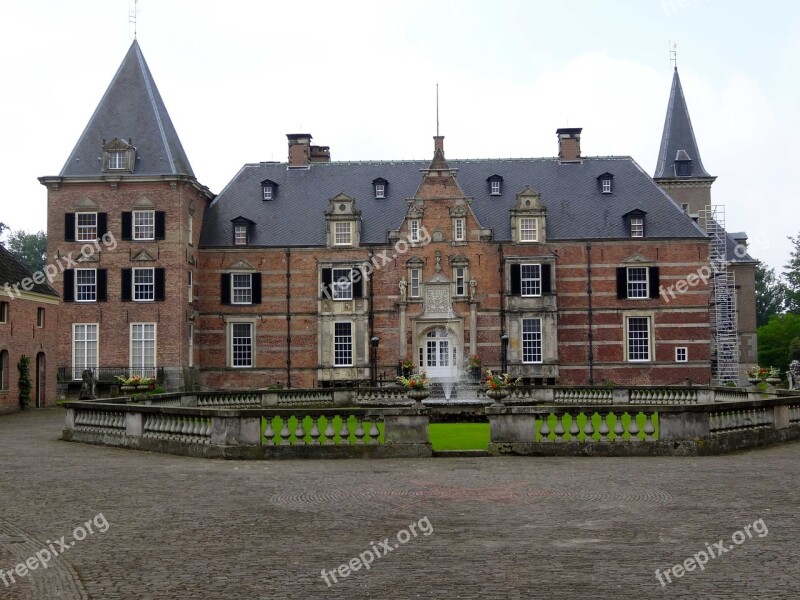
[783,234,800,314]
[755,260,786,326]
[6,230,47,274]
[17,355,32,408]
[757,313,800,376]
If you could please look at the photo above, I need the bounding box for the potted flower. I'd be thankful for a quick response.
[116,375,156,391]
[746,365,767,385]
[766,366,782,385]
[483,369,520,403]
[468,355,481,381]
[400,358,415,378]
[396,371,430,404]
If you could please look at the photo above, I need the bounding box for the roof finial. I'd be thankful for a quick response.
[436,82,440,137]
[129,0,139,40]
[669,40,677,70]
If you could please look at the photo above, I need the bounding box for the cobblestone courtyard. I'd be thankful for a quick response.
[1,409,798,599]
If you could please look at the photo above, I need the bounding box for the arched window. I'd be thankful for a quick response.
[0,350,8,390]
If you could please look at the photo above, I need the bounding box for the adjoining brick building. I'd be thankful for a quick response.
[41,41,757,394]
[0,246,58,411]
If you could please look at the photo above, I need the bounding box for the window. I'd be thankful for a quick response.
[108,151,125,170]
[332,268,353,300]
[133,268,155,302]
[0,302,7,323]
[410,268,421,298]
[263,185,273,201]
[630,217,644,238]
[188,216,193,246]
[130,323,156,378]
[519,217,538,242]
[522,318,543,363]
[521,264,542,297]
[231,323,253,368]
[627,267,649,299]
[73,324,98,377]
[375,183,385,199]
[188,323,194,367]
[75,269,97,302]
[0,350,7,389]
[601,179,612,194]
[675,346,688,363]
[232,273,253,304]
[234,224,248,246]
[188,271,193,303]
[334,322,353,367]
[37,307,44,328]
[675,161,691,177]
[133,210,155,241]
[453,218,465,242]
[627,316,651,362]
[334,222,352,246]
[454,267,466,296]
[681,203,689,212]
[76,212,98,241]
[409,219,420,243]
[491,180,501,195]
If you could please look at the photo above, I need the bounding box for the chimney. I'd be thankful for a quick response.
[309,145,331,163]
[434,135,445,153]
[287,133,312,167]
[556,127,582,162]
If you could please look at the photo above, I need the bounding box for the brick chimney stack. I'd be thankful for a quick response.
[287,133,331,166]
[556,128,582,162]
[434,135,445,153]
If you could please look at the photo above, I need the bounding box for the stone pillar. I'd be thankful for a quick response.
[469,302,478,356]
[64,408,75,431]
[773,404,790,429]
[383,413,429,445]
[125,412,143,437]
[211,416,261,446]
[399,302,408,359]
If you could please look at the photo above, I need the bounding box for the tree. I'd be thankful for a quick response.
[757,313,800,375]
[6,230,47,274]
[755,260,785,327]
[783,234,800,314]
[18,355,31,409]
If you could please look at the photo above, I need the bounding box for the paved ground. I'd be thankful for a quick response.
[1,409,799,599]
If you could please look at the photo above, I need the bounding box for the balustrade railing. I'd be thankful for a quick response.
[536,410,658,442]
[74,410,126,435]
[709,408,772,434]
[143,414,212,444]
[263,412,383,446]
[197,391,260,409]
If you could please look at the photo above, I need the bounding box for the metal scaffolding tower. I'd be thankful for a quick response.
[703,205,739,384]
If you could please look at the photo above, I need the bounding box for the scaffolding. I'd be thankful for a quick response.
[703,205,739,384]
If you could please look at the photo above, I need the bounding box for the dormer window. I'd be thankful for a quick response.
[231,217,254,246]
[261,179,277,201]
[487,175,503,196]
[373,178,388,199]
[263,185,273,200]
[102,137,135,173]
[108,151,125,170]
[519,217,538,242]
[334,222,352,245]
[674,150,693,177]
[623,209,646,239]
[597,172,614,194]
[630,218,643,237]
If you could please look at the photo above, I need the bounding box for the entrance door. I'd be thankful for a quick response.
[35,352,45,408]
[421,329,458,379]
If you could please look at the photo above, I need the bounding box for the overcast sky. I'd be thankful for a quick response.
[3,0,798,271]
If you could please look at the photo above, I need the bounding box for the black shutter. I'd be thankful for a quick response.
[510,264,521,295]
[220,274,231,305]
[121,212,132,240]
[352,269,363,298]
[64,213,75,242]
[649,266,661,299]
[616,267,628,299]
[63,270,74,302]
[541,263,552,294]
[121,269,132,301]
[97,213,108,239]
[155,211,166,240]
[97,269,107,302]
[251,273,262,304]
[321,268,332,299]
[154,268,165,301]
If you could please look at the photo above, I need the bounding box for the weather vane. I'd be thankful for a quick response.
[669,41,677,70]
[129,0,139,40]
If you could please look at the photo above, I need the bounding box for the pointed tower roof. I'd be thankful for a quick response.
[60,40,194,178]
[653,68,711,179]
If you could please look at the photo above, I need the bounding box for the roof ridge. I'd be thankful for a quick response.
[134,42,175,173]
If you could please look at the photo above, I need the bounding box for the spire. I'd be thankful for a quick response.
[60,40,195,178]
[653,68,711,179]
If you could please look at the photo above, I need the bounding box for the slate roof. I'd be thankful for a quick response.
[200,155,707,247]
[60,40,194,178]
[0,246,58,297]
[654,68,712,179]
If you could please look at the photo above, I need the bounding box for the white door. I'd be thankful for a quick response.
[421,329,458,379]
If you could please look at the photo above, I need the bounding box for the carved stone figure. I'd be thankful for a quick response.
[79,369,97,400]
[399,277,407,301]
[469,279,477,302]
[788,360,800,390]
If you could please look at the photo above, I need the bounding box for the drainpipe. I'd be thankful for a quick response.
[586,242,594,385]
[285,248,292,388]
[498,243,506,365]
[367,250,375,384]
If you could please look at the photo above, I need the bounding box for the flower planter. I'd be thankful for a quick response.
[766,377,781,385]
[486,388,510,403]
[406,388,430,405]
[747,377,760,385]
[120,385,152,391]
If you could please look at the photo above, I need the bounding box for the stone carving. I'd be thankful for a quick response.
[79,369,97,400]
[426,288,450,313]
[469,279,477,302]
[399,277,407,301]
[788,360,800,390]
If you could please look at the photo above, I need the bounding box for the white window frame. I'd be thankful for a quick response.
[522,318,543,364]
[133,210,155,241]
[520,264,542,297]
[75,268,97,302]
[409,268,421,298]
[188,270,193,303]
[334,321,353,367]
[230,322,254,368]
[0,301,7,323]
[108,151,125,170]
[263,185,273,201]
[630,217,644,238]
[234,224,248,246]
[232,273,253,305]
[626,316,652,362]
[626,267,649,299]
[72,323,99,379]
[409,219,420,243]
[675,346,688,363]
[188,323,194,367]
[332,268,353,301]
[375,183,385,199]
[601,179,612,194]
[129,323,157,378]
[454,267,466,297]
[76,212,98,241]
[490,180,501,195]
[37,307,44,328]
[519,217,538,242]
[453,217,465,242]
[188,215,193,246]
[334,222,352,246]
[133,267,155,302]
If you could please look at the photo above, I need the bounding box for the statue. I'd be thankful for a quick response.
[79,369,97,400]
[469,279,477,302]
[399,277,407,302]
[788,360,800,390]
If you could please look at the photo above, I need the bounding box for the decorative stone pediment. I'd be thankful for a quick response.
[75,196,97,209]
[133,196,155,208]
[622,252,653,264]
[131,249,156,262]
[324,192,360,217]
[228,259,255,271]
[406,204,424,219]
[76,252,99,263]
[450,254,469,267]
[406,256,424,267]
[103,137,134,151]
[449,205,468,218]
[514,186,543,211]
